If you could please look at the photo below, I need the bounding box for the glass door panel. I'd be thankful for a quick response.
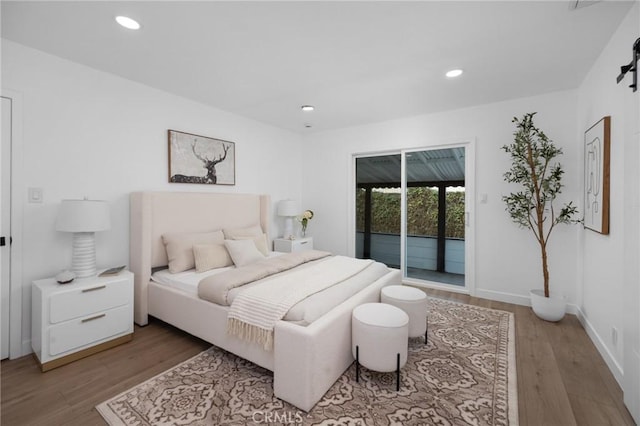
[355,154,401,268]
[404,148,466,287]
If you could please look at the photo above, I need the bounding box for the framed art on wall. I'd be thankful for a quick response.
[168,130,235,185]
[583,116,610,234]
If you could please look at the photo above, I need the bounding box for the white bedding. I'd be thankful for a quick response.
[152,266,232,296]
[152,256,391,325]
[151,252,284,296]
[228,255,374,349]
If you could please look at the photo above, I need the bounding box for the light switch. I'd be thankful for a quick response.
[480,193,488,204]
[28,187,43,203]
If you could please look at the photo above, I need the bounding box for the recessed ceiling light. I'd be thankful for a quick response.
[115,16,141,30]
[445,69,463,78]
[301,105,315,112]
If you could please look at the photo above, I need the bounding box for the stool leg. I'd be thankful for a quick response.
[396,353,400,391]
[356,345,360,383]
[425,317,428,344]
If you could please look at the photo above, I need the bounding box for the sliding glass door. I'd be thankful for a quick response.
[355,145,469,289]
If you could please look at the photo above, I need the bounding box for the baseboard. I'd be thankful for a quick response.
[474,289,530,307]
[474,289,578,315]
[575,307,624,387]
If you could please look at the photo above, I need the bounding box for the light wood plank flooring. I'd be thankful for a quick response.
[1,289,635,425]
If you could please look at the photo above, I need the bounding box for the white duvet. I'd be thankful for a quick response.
[152,256,391,325]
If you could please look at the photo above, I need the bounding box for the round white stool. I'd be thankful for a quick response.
[352,303,409,391]
[381,285,428,343]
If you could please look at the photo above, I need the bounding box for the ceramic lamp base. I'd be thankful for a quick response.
[283,217,294,240]
[71,232,97,278]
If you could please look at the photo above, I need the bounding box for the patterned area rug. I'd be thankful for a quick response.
[97,298,517,425]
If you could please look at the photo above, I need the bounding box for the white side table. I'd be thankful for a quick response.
[381,285,429,343]
[273,237,313,253]
[352,302,409,391]
[32,271,134,371]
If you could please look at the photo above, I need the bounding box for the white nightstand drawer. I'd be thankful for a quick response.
[274,237,313,253]
[49,279,130,324]
[48,304,132,356]
[293,239,312,251]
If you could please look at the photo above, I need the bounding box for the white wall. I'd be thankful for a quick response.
[576,1,639,394]
[2,40,303,352]
[302,90,580,306]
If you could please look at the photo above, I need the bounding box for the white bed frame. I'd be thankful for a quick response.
[129,191,400,411]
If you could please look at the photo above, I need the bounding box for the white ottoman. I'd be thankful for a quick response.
[352,303,409,391]
[381,285,429,343]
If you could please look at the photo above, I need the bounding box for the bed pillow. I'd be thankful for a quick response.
[193,243,233,272]
[162,230,224,273]
[232,233,270,256]
[223,224,263,240]
[224,239,266,267]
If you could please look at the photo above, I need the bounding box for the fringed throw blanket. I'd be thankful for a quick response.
[227,256,373,350]
[199,250,332,305]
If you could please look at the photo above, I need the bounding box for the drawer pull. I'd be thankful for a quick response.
[300,241,308,245]
[81,314,106,323]
[82,285,106,293]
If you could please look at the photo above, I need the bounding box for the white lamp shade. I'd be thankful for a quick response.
[56,199,111,232]
[277,200,298,217]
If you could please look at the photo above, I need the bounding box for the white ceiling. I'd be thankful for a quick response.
[1,1,634,134]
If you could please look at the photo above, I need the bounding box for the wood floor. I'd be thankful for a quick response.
[1,289,635,425]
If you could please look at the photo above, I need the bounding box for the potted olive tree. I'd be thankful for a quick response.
[502,112,579,321]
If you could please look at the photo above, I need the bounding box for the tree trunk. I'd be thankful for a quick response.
[540,241,550,297]
[526,133,550,298]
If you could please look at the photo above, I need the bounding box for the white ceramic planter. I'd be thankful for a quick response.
[530,289,566,322]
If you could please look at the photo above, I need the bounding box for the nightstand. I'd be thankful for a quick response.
[274,237,314,253]
[31,271,134,371]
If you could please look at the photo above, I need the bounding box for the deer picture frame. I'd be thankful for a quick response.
[168,129,236,185]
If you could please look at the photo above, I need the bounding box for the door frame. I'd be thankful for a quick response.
[622,75,640,423]
[349,139,476,296]
[2,90,25,359]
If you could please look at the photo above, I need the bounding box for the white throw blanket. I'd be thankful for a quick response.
[227,256,373,350]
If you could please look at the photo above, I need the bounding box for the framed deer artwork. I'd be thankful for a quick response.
[168,130,235,185]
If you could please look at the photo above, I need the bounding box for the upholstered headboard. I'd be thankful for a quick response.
[130,191,270,325]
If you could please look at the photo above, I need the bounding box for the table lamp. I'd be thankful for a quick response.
[56,199,111,278]
[277,199,298,240]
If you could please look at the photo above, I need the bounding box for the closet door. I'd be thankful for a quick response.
[1,96,11,360]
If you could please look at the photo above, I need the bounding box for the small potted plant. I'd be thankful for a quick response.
[502,112,579,321]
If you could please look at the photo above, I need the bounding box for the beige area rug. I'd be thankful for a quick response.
[97,298,517,425]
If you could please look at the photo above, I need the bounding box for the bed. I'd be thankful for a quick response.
[129,191,400,411]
